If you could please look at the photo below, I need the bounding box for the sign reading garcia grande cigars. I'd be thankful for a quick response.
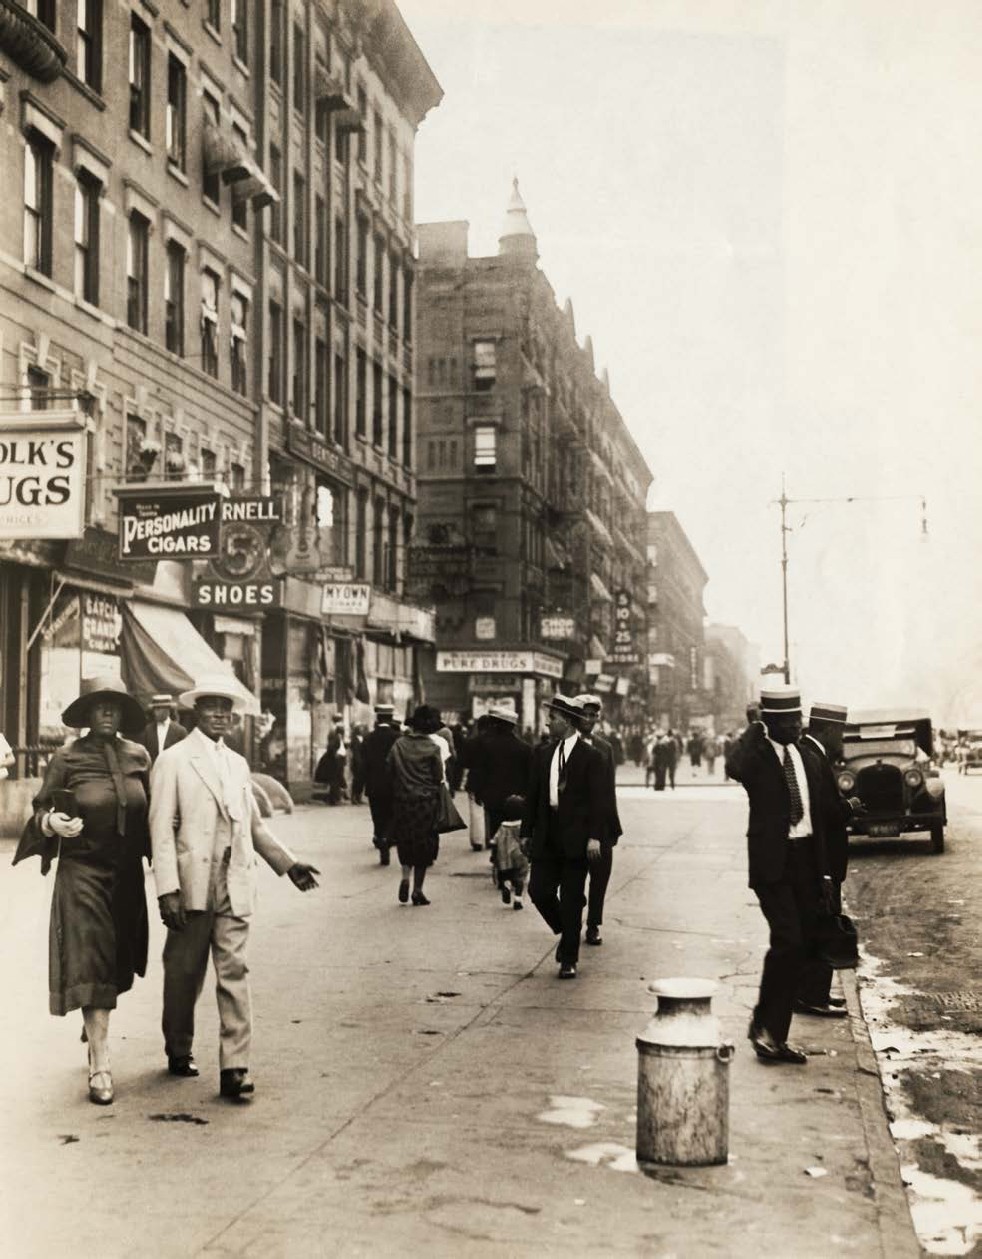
[0,410,86,540]
[115,483,223,559]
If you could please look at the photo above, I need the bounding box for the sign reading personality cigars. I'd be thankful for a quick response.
[114,482,224,560]
[0,410,86,540]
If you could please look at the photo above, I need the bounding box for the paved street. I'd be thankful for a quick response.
[0,780,922,1258]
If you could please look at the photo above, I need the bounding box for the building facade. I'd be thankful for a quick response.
[0,0,440,807]
[645,511,709,731]
[414,186,653,730]
[704,622,758,734]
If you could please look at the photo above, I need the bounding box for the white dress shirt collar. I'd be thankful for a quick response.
[765,736,812,839]
[549,733,580,809]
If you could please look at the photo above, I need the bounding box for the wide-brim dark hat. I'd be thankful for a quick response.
[814,913,859,970]
[62,675,146,735]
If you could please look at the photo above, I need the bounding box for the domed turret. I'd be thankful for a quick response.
[499,178,538,263]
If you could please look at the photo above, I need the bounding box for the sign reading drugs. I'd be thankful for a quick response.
[115,484,223,559]
[0,410,86,540]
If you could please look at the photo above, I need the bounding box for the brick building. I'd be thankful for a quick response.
[645,510,709,731]
[0,0,440,808]
[414,184,653,730]
[704,622,758,734]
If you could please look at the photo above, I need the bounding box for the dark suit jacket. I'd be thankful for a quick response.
[139,719,188,763]
[724,726,827,886]
[801,734,851,884]
[583,733,622,844]
[522,737,607,862]
[362,723,401,799]
[473,730,533,811]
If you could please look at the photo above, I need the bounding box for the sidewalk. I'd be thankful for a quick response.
[0,789,918,1257]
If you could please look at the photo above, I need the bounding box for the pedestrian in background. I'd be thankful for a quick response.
[475,705,532,837]
[725,687,826,1065]
[318,716,348,805]
[363,705,401,865]
[687,729,705,775]
[349,723,367,805]
[459,715,491,852]
[491,794,529,909]
[704,732,719,777]
[138,693,188,764]
[150,676,319,1101]
[574,694,623,947]
[15,675,152,1106]
[387,704,445,906]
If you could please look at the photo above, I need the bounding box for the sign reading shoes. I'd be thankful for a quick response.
[115,483,224,560]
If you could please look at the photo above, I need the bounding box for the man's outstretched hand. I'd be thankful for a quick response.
[288,862,320,891]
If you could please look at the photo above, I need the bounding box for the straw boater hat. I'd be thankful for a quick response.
[545,694,585,722]
[486,704,519,724]
[572,693,603,714]
[150,693,174,707]
[759,687,802,715]
[810,702,848,725]
[374,703,395,716]
[62,675,146,735]
[178,673,248,714]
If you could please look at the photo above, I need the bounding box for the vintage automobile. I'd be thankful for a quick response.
[837,709,946,854]
[956,730,982,774]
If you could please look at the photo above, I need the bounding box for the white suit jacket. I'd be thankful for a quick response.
[150,728,296,917]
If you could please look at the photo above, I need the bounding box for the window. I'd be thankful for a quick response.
[334,217,346,298]
[402,387,412,468]
[356,86,367,163]
[230,462,246,491]
[293,172,305,264]
[201,448,217,479]
[388,129,397,203]
[165,431,184,480]
[201,269,220,377]
[355,348,366,437]
[471,504,498,555]
[206,0,220,31]
[333,352,345,445]
[269,145,282,242]
[25,0,55,30]
[373,109,383,183]
[292,318,306,420]
[372,499,384,586]
[231,291,248,395]
[334,112,346,165]
[268,299,283,403]
[403,268,413,342]
[73,175,100,304]
[355,490,367,578]
[372,361,383,446]
[310,337,328,435]
[202,91,221,204]
[355,214,367,295]
[129,15,151,139]
[314,195,326,283]
[402,154,412,221]
[373,235,384,312]
[473,340,496,390]
[387,373,397,457]
[24,136,53,275]
[314,63,329,146]
[76,0,102,91]
[387,506,399,591]
[388,253,399,328]
[474,425,497,471]
[270,0,283,85]
[27,365,50,411]
[166,55,187,170]
[126,213,149,333]
[293,22,305,114]
[164,242,185,355]
[231,124,249,231]
[231,0,247,62]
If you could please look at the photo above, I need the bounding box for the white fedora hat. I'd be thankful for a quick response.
[487,704,519,724]
[178,673,249,714]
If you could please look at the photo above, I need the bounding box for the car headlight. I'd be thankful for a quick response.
[904,768,923,789]
[837,771,856,794]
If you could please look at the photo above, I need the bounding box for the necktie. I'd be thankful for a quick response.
[558,741,568,794]
[101,739,128,838]
[783,746,804,828]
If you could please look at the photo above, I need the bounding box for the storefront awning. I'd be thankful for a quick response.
[120,600,259,714]
[590,572,613,603]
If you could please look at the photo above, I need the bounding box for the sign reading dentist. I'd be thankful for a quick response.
[115,483,223,560]
[0,410,86,540]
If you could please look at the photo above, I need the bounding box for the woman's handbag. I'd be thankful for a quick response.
[436,784,466,834]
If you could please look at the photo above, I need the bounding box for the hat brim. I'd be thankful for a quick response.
[487,709,519,724]
[178,685,248,714]
[62,689,146,736]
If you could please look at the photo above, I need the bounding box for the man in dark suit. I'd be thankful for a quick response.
[139,693,188,763]
[475,706,533,837]
[362,705,401,865]
[725,687,829,1065]
[797,702,860,1017]
[523,695,607,980]
[574,694,623,946]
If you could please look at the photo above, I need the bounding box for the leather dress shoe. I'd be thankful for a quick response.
[828,996,847,1008]
[88,1069,114,1105]
[585,925,603,946]
[559,963,577,979]
[750,1026,808,1065]
[168,1054,199,1077]
[220,1068,255,1099]
[794,1000,848,1019]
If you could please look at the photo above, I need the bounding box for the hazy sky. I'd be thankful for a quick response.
[400,0,982,723]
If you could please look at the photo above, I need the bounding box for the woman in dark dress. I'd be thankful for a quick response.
[16,676,151,1105]
[386,705,444,906]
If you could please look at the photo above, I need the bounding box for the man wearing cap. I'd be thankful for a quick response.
[474,705,532,839]
[139,694,187,764]
[797,703,859,1018]
[573,695,623,946]
[363,705,401,865]
[149,675,320,1099]
[522,696,607,979]
[725,687,828,1064]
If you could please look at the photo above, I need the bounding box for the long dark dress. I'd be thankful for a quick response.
[386,733,442,868]
[33,735,151,1016]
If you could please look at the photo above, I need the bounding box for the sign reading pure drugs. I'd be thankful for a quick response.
[0,410,86,540]
[115,483,223,559]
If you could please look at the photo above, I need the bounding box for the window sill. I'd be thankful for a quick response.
[203,20,222,46]
[74,296,104,321]
[232,54,250,79]
[202,195,221,218]
[128,129,153,155]
[24,265,56,293]
[167,161,189,187]
[63,70,107,111]
[232,221,249,242]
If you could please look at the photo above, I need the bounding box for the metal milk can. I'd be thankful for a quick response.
[635,978,735,1167]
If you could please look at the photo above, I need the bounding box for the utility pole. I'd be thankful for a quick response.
[779,475,790,684]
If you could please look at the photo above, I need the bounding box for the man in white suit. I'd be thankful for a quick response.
[150,675,319,1100]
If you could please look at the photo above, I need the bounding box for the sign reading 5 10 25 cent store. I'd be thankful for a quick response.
[0,410,86,539]
[114,482,223,560]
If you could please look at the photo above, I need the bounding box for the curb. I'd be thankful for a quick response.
[842,967,923,1258]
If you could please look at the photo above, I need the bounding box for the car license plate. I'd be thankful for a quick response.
[868,823,901,838]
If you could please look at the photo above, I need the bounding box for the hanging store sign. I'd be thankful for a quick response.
[594,674,615,693]
[81,593,121,655]
[436,650,564,679]
[193,579,281,608]
[469,674,524,693]
[540,615,575,641]
[322,582,371,616]
[193,494,284,606]
[0,410,86,540]
[115,483,223,559]
[610,588,641,667]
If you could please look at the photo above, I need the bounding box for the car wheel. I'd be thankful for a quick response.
[929,823,945,854]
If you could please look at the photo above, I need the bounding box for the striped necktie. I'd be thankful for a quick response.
[782,746,804,828]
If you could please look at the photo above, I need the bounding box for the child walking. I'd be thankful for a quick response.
[491,795,529,910]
